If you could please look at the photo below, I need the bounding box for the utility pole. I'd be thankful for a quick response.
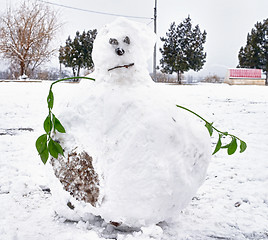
[59,62,62,79]
[153,0,157,82]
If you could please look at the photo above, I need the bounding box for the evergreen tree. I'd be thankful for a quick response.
[159,16,207,84]
[238,18,268,85]
[59,29,97,77]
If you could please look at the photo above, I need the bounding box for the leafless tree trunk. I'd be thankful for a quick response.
[0,0,61,78]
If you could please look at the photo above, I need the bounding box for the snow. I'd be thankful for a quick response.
[1,17,268,239]
[1,81,268,239]
[43,18,211,228]
[91,17,156,85]
[49,81,210,227]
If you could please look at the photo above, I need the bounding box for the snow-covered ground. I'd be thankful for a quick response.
[0,81,268,240]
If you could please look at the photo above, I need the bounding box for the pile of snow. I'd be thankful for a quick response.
[1,82,268,239]
[47,17,211,228]
[92,17,156,85]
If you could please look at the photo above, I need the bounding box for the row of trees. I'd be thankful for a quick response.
[0,0,208,81]
[0,1,267,84]
[159,16,268,85]
[0,67,69,80]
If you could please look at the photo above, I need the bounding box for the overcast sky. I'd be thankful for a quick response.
[1,0,268,77]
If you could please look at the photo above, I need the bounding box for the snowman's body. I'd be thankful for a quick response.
[49,18,211,228]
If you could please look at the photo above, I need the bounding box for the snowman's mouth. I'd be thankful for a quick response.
[108,63,134,72]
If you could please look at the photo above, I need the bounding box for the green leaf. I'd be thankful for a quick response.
[212,134,222,155]
[35,134,47,154]
[47,90,54,109]
[54,117,66,133]
[36,134,49,164]
[240,140,247,153]
[205,122,213,136]
[175,104,247,155]
[43,116,52,134]
[52,113,56,125]
[48,139,59,159]
[40,146,49,164]
[54,141,64,156]
[227,138,238,155]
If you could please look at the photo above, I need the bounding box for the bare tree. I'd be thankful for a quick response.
[0,0,61,78]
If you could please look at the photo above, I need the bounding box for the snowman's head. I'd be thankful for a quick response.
[92,18,156,84]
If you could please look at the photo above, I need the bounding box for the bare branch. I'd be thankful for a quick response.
[0,0,62,77]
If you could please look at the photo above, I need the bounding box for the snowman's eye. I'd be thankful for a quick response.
[123,36,130,45]
[109,38,119,45]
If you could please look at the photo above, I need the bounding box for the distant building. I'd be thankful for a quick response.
[224,68,265,85]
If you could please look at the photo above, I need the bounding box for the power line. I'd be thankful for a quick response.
[153,0,157,81]
[38,0,153,20]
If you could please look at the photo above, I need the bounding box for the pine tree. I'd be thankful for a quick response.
[159,16,207,84]
[59,29,97,77]
[238,18,268,85]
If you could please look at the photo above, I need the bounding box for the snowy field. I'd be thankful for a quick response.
[0,81,268,240]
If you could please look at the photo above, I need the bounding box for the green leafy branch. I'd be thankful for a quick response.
[176,105,247,155]
[36,78,246,163]
[36,76,95,164]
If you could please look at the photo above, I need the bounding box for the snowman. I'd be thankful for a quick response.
[48,17,211,228]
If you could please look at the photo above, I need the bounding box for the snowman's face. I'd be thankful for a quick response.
[109,36,130,57]
[93,32,137,73]
[92,18,156,78]
[106,36,135,71]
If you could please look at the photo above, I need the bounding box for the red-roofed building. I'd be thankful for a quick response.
[224,68,265,85]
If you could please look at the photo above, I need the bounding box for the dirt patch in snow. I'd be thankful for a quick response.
[51,151,100,207]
